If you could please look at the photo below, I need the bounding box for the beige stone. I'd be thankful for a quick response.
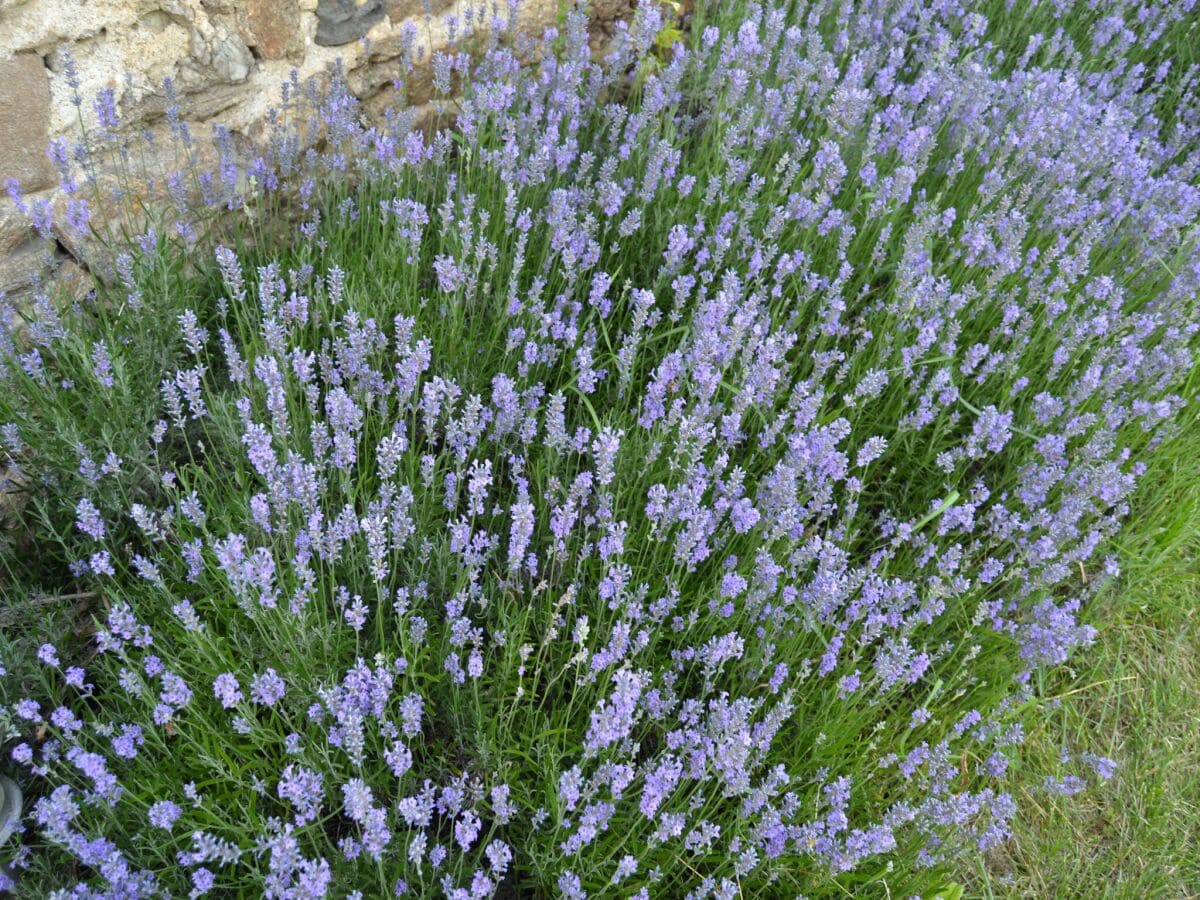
[0,54,57,194]
[0,0,119,56]
[239,0,305,61]
[0,199,34,256]
[508,0,560,39]
[52,257,94,302]
[364,55,435,107]
[0,240,52,299]
[385,0,415,23]
[587,0,634,56]
[45,17,193,137]
[386,0,449,23]
[586,0,637,19]
[127,80,253,124]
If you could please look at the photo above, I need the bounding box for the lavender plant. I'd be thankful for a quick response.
[1,0,1198,896]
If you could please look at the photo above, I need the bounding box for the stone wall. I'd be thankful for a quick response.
[0,0,635,300]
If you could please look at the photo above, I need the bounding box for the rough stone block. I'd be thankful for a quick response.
[52,257,94,303]
[240,0,305,61]
[0,54,57,194]
[0,199,34,256]
[0,240,51,299]
[315,0,385,46]
[386,0,450,23]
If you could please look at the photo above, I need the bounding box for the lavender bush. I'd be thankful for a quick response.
[1,0,1198,896]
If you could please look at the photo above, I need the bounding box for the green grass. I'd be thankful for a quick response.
[969,374,1200,897]
[971,4,1200,889]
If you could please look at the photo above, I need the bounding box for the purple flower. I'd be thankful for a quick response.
[159,672,192,710]
[585,669,644,755]
[432,255,465,292]
[1082,754,1118,780]
[250,669,286,707]
[75,498,105,540]
[50,706,82,733]
[192,867,215,895]
[729,498,759,534]
[485,840,512,876]
[1044,775,1088,796]
[37,643,60,667]
[15,698,41,722]
[89,550,115,576]
[112,724,145,759]
[212,673,243,709]
[856,436,888,467]
[279,764,324,826]
[91,341,114,388]
[399,693,424,737]
[64,666,91,690]
[455,809,481,851]
[558,871,587,900]
[342,778,374,821]
[385,741,413,779]
[148,800,182,831]
[92,87,119,131]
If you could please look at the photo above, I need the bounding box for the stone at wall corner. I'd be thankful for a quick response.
[315,0,386,46]
[0,55,57,195]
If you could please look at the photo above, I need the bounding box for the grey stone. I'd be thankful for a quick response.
[0,240,51,299]
[52,257,93,303]
[210,33,254,82]
[0,199,33,256]
[126,81,251,124]
[0,775,20,847]
[0,54,56,194]
[315,0,385,46]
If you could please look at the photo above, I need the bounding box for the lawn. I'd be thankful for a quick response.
[972,369,1200,896]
